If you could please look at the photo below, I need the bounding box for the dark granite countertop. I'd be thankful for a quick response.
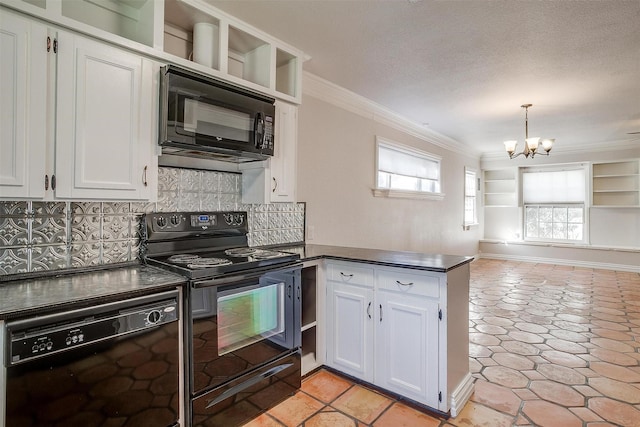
[0,264,187,320]
[276,244,474,272]
[0,245,471,320]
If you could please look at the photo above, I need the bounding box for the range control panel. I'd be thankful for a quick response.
[148,211,247,232]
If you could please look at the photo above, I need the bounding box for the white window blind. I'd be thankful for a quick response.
[376,139,442,196]
[522,167,587,243]
[522,169,585,203]
[378,144,440,181]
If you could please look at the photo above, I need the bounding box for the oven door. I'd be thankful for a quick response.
[189,265,301,395]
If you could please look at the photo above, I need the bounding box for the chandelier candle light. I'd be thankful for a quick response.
[504,104,554,159]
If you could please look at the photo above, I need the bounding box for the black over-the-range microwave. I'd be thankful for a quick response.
[159,65,276,163]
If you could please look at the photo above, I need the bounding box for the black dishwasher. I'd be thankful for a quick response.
[4,290,181,427]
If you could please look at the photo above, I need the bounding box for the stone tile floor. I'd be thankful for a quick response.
[244,259,640,426]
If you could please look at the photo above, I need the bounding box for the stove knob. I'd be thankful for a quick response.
[223,214,233,225]
[234,214,244,224]
[170,215,180,226]
[147,310,162,324]
[156,216,167,227]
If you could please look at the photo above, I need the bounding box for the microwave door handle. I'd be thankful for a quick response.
[255,112,265,149]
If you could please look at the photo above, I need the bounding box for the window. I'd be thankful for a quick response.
[464,168,477,226]
[374,137,443,200]
[522,167,586,242]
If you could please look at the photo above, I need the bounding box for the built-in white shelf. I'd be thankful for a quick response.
[483,168,518,207]
[592,160,640,207]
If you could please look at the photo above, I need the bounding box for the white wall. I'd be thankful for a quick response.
[296,94,481,257]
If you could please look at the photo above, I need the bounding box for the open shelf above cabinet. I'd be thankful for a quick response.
[163,0,303,102]
[2,0,164,48]
[1,0,304,103]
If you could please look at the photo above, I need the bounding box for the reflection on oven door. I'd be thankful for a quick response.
[217,282,285,355]
[192,287,216,319]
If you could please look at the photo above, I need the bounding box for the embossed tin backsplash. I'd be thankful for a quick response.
[0,167,305,275]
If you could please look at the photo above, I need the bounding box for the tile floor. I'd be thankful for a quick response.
[243,259,640,426]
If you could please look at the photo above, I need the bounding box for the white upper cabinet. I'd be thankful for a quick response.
[0,10,47,199]
[54,32,156,199]
[0,8,157,200]
[241,101,298,203]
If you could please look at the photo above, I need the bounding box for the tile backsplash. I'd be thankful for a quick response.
[0,167,305,275]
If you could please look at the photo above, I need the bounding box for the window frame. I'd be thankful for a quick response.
[464,167,478,227]
[373,136,444,201]
[523,203,586,243]
[520,164,589,244]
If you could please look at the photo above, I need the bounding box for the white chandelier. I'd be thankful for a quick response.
[504,104,554,159]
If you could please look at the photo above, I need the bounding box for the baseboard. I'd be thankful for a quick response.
[449,373,475,418]
[479,253,640,273]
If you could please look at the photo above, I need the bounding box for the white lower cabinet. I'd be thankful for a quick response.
[325,260,464,413]
[375,290,439,407]
[327,280,375,382]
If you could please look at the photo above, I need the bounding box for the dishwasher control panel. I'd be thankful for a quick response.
[5,291,179,366]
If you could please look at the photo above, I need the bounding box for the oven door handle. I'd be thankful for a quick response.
[192,262,302,288]
[205,363,293,409]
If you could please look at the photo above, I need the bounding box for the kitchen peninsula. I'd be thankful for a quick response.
[286,244,474,418]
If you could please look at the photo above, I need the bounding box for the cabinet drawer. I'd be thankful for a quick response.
[376,269,440,298]
[327,262,374,286]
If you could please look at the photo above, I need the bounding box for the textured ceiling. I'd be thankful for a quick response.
[208,0,640,156]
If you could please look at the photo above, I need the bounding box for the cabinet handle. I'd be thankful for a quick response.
[53,38,58,54]
[367,302,372,319]
[379,304,383,322]
[339,272,353,280]
[396,280,414,287]
[51,175,56,191]
[44,174,49,191]
[297,285,301,301]
[143,165,148,187]
[272,177,277,193]
[47,36,51,52]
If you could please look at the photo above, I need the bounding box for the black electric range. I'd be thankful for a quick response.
[142,211,300,280]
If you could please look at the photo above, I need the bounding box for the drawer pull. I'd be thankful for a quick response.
[367,301,372,319]
[340,272,354,279]
[396,280,414,286]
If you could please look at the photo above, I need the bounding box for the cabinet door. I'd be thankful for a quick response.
[326,281,374,382]
[54,32,155,200]
[241,101,297,204]
[271,100,297,201]
[375,290,439,407]
[0,11,47,199]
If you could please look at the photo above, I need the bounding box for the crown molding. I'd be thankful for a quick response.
[303,71,479,158]
[480,138,640,161]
